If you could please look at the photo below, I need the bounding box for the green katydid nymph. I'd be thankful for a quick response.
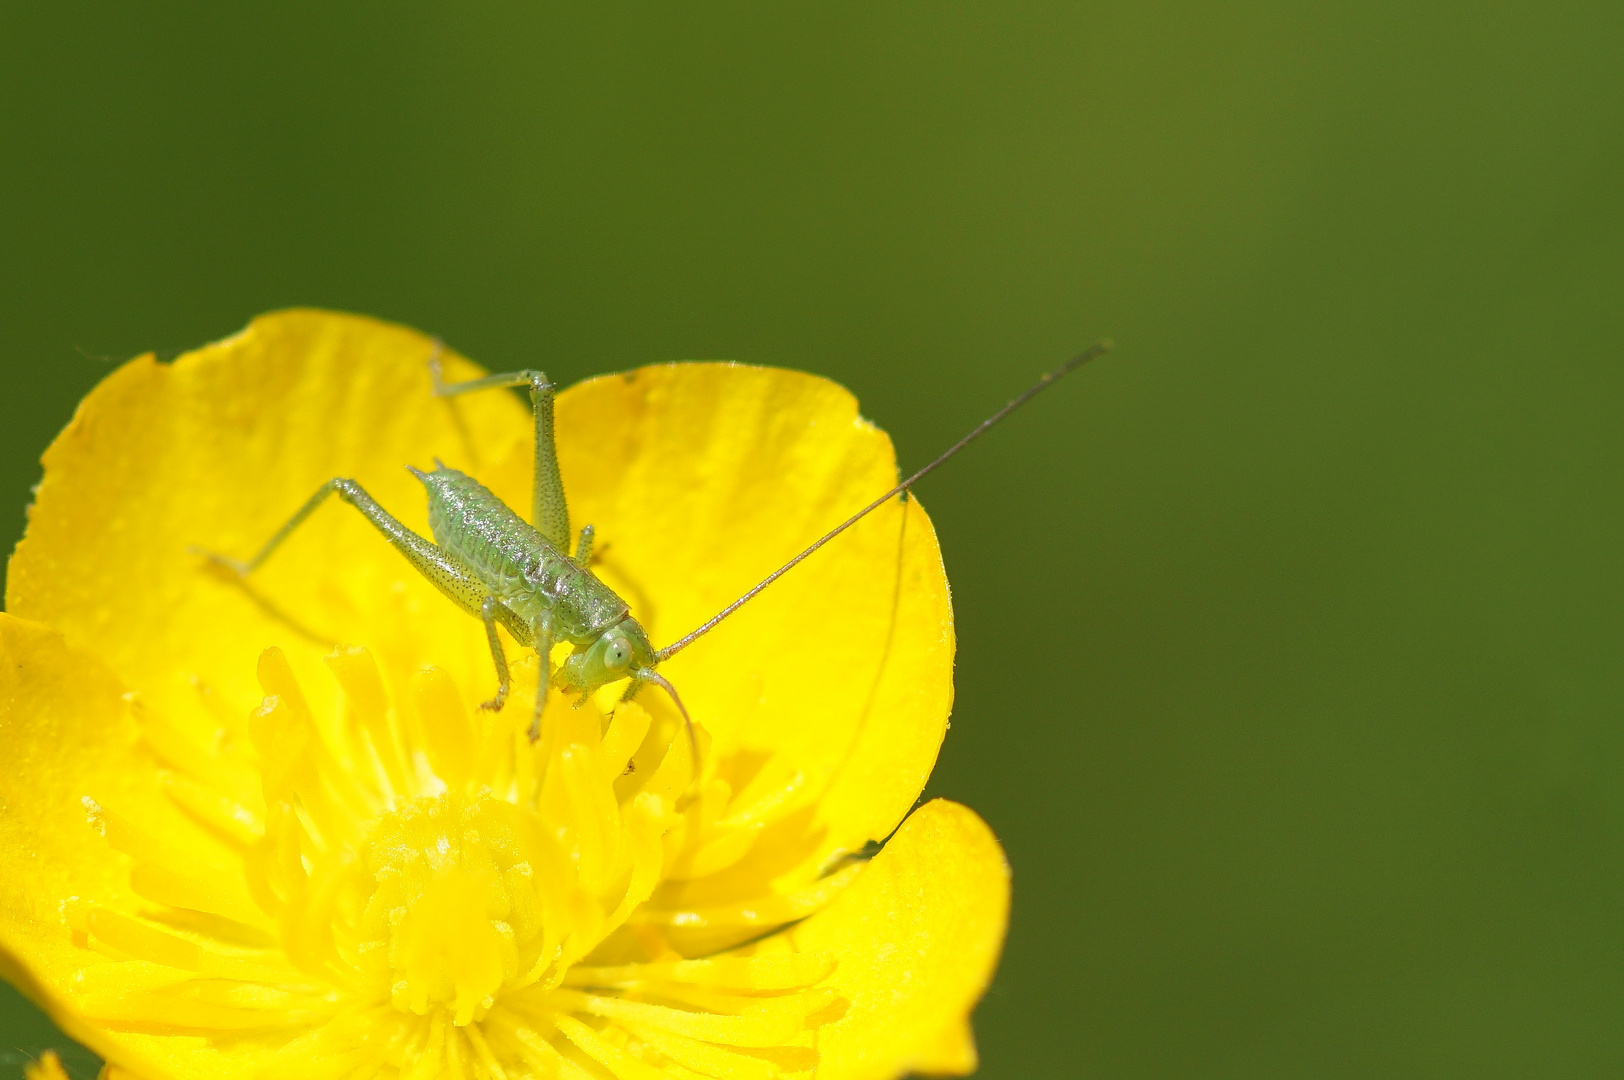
[201,340,1112,758]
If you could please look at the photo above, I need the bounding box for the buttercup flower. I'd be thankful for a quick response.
[23,1052,68,1080]
[23,1052,69,1080]
[24,1052,135,1080]
[0,311,1009,1080]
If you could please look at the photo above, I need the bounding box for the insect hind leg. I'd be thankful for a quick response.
[198,476,517,644]
[427,345,571,552]
[196,479,351,577]
[201,476,541,736]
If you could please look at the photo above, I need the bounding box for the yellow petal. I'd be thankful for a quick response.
[22,1051,69,1080]
[907,1020,979,1076]
[7,309,530,745]
[20,1051,143,1080]
[11,317,952,881]
[788,799,1010,1080]
[552,364,955,882]
[14,316,956,890]
[0,616,141,921]
[4,317,976,1078]
[0,615,244,1080]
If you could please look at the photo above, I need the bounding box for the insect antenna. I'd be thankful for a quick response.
[655,339,1114,662]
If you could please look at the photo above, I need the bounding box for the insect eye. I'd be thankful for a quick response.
[604,636,631,670]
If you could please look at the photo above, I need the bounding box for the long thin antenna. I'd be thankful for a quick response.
[655,340,1113,662]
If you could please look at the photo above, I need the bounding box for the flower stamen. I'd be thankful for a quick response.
[68,645,842,1077]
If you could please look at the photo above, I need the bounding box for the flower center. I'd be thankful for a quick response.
[71,645,849,1077]
[363,795,539,1025]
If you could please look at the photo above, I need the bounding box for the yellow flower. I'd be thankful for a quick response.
[0,311,1009,1080]
[25,1050,138,1080]
[22,1051,71,1080]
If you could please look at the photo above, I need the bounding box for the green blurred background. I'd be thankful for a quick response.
[3,2,1623,1077]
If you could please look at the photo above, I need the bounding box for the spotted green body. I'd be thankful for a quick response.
[206,360,664,743]
[418,465,627,642]
[205,339,1106,750]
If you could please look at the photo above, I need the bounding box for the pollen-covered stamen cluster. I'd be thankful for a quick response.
[361,794,551,1024]
[67,644,845,1079]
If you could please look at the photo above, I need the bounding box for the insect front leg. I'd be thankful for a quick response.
[428,349,571,552]
[573,524,594,566]
[478,596,512,712]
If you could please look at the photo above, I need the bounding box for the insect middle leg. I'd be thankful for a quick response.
[529,612,555,742]
[478,596,512,712]
[201,477,529,715]
[429,348,571,552]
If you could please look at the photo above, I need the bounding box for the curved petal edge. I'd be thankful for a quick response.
[791,798,1011,1080]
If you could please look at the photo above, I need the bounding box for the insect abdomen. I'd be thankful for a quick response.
[413,466,626,641]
